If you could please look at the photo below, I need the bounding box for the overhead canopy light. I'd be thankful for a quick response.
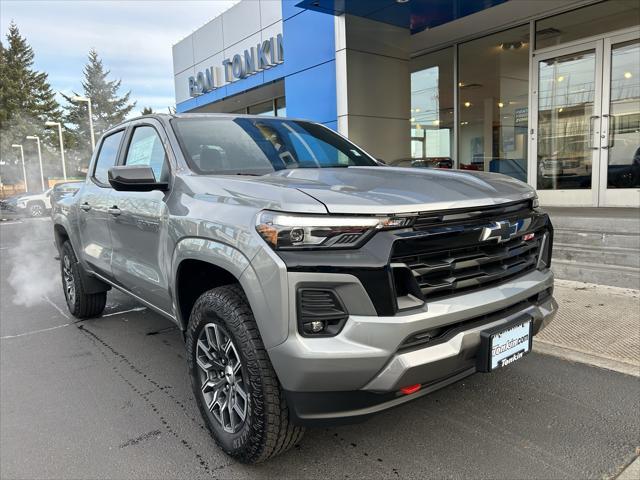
[500,41,524,50]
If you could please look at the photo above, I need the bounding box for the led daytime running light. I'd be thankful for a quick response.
[256,211,413,250]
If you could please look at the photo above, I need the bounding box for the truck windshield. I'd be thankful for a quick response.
[172,117,378,175]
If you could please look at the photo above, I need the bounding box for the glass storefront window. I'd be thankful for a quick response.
[458,24,530,181]
[536,50,597,190]
[607,39,640,188]
[536,1,640,50]
[410,48,454,167]
[275,97,286,117]
[248,100,275,116]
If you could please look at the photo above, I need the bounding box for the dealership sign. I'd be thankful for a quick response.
[188,34,284,97]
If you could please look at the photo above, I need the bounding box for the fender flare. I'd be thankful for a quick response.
[171,237,289,350]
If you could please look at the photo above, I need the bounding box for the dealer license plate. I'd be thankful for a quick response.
[490,320,532,370]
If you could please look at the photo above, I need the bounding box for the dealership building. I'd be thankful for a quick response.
[172,0,639,210]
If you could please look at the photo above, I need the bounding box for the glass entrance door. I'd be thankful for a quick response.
[599,33,640,206]
[532,30,640,207]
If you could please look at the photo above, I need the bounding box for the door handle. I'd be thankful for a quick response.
[80,203,91,212]
[107,206,121,217]
[601,114,615,149]
[588,115,600,150]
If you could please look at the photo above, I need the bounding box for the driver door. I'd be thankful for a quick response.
[108,120,174,315]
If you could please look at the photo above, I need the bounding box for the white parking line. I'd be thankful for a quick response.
[0,306,148,340]
[44,295,70,320]
[1,323,72,340]
[102,306,146,317]
[0,221,23,226]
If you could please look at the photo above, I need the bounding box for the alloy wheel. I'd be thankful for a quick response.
[62,255,76,305]
[30,204,44,217]
[196,322,249,433]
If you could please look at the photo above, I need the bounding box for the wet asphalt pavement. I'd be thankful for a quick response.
[1,217,639,479]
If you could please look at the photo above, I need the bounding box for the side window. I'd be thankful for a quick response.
[93,130,124,185]
[124,126,169,182]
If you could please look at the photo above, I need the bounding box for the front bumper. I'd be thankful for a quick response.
[268,269,557,425]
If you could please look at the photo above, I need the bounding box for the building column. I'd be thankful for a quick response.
[334,14,411,162]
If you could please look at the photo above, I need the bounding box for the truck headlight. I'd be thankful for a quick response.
[256,211,413,250]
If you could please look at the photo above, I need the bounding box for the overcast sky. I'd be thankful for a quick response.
[1,0,239,114]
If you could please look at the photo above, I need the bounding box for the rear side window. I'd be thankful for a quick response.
[93,131,124,185]
[124,126,169,182]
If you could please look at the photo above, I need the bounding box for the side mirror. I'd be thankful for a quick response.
[108,165,168,192]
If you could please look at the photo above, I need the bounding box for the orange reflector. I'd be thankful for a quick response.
[400,384,421,395]
[523,233,535,241]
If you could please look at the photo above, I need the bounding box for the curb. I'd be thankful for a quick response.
[616,455,640,480]
[533,340,640,377]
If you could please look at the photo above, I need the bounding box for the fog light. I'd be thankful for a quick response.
[303,321,325,334]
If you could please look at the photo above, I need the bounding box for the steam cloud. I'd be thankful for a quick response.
[6,219,61,307]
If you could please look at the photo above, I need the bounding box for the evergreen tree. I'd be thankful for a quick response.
[0,22,60,128]
[0,22,62,188]
[63,49,135,162]
[141,106,154,115]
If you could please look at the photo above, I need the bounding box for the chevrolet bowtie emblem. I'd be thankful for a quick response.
[480,220,519,243]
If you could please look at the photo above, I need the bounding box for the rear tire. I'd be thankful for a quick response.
[60,241,106,318]
[186,284,304,464]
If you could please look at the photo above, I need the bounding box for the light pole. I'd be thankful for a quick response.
[11,144,28,193]
[70,95,95,150]
[25,135,45,191]
[45,121,67,180]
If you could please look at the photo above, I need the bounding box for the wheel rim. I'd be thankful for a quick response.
[62,255,76,305]
[196,323,249,434]
[31,205,43,216]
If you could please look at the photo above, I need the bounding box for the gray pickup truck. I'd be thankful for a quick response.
[52,113,557,463]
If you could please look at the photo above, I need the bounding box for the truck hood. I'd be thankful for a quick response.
[260,167,536,214]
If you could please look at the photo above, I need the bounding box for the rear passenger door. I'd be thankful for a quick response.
[77,129,125,279]
[108,120,174,315]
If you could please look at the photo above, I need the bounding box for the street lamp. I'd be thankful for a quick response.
[70,95,95,150]
[45,121,67,180]
[25,135,45,191]
[11,144,28,193]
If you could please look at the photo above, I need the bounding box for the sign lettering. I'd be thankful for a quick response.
[188,33,283,97]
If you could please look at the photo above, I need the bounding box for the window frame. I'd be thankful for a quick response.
[117,119,175,187]
[90,128,127,188]
[120,123,171,183]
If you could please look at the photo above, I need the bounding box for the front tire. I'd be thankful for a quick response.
[186,285,304,464]
[60,241,107,318]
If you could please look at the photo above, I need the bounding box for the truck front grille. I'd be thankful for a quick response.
[390,205,549,302]
[392,235,542,299]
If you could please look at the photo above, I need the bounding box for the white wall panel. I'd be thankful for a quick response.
[346,50,409,119]
[260,20,282,43]
[222,0,262,49]
[345,15,409,59]
[174,67,195,104]
[222,33,262,82]
[193,17,224,64]
[260,0,282,28]
[347,116,410,161]
[173,36,194,74]
[193,52,225,86]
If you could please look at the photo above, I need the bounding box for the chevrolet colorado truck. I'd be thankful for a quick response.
[52,113,557,463]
